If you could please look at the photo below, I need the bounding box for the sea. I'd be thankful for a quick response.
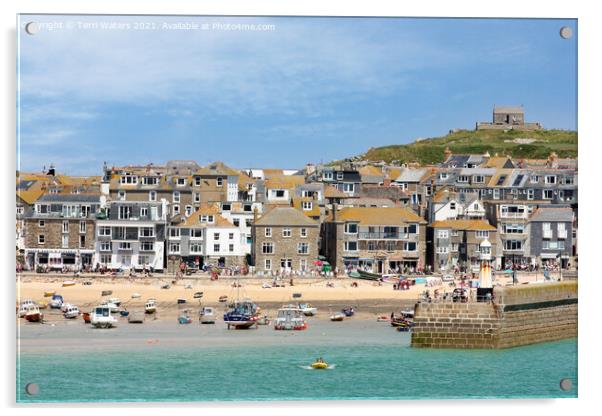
[16,319,577,403]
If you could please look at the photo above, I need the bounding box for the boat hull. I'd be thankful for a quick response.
[311,362,328,369]
[25,313,42,322]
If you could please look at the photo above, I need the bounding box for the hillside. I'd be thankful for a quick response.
[351,129,577,165]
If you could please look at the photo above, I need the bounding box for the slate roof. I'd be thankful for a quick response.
[336,207,425,225]
[394,168,429,183]
[37,194,100,203]
[254,207,319,227]
[529,207,573,222]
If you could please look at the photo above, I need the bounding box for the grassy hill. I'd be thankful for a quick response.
[350,129,577,165]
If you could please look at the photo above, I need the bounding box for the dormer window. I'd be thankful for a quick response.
[439,173,448,180]
[323,172,333,180]
[118,190,126,201]
[177,178,186,186]
[302,201,313,210]
[217,177,223,187]
[336,172,344,180]
[473,175,484,184]
[458,175,469,183]
[120,174,137,185]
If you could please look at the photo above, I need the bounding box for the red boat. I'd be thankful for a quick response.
[82,312,91,324]
[24,306,43,323]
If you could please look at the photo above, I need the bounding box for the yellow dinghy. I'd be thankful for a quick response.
[44,291,55,297]
[311,360,329,369]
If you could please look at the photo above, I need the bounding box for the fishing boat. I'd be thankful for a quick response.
[177,298,186,305]
[101,290,112,297]
[145,299,157,314]
[82,312,91,324]
[43,291,55,297]
[330,312,345,322]
[62,280,76,287]
[274,305,308,330]
[342,307,355,317]
[199,306,216,324]
[178,313,193,324]
[90,306,118,328]
[256,315,271,326]
[223,300,259,329]
[18,300,36,317]
[310,359,329,369]
[108,298,121,307]
[128,311,144,323]
[119,310,130,317]
[37,301,48,309]
[218,295,228,303]
[376,315,391,322]
[298,303,318,316]
[131,293,141,299]
[193,292,204,299]
[99,300,120,314]
[49,294,64,309]
[60,303,71,313]
[24,305,43,322]
[350,270,382,281]
[63,305,80,319]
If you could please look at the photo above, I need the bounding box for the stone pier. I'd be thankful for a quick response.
[411,281,577,349]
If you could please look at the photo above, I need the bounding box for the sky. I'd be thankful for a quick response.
[17,15,577,175]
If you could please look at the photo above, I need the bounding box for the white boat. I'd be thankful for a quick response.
[62,280,76,287]
[60,302,72,313]
[145,299,157,314]
[274,305,308,330]
[63,305,80,319]
[24,305,43,322]
[90,306,118,328]
[99,300,121,314]
[199,306,216,324]
[18,300,36,317]
[108,297,121,307]
[298,303,318,316]
[330,312,345,322]
[49,294,64,309]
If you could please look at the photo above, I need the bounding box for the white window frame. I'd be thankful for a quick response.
[169,242,181,254]
[344,223,358,234]
[264,258,272,270]
[437,230,449,239]
[282,228,292,238]
[262,242,274,254]
[62,220,69,233]
[265,227,272,237]
[344,241,358,252]
[302,201,313,210]
[300,228,307,238]
[543,190,554,200]
[38,234,45,244]
[173,191,181,203]
[98,226,111,237]
[100,241,111,252]
[149,191,157,202]
[297,242,309,254]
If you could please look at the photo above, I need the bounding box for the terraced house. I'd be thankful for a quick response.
[23,194,101,270]
[322,206,427,274]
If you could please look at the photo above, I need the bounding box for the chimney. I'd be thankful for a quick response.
[548,152,558,168]
[253,207,259,224]
[332,203,338,221]
[444,147,452,161]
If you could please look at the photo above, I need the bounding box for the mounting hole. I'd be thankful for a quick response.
[25,383,39,395]
[559,378,573,391]
[25,22,39,35]
[559,26,573,40]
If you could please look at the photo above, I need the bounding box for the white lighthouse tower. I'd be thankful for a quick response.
[478,239,493,297]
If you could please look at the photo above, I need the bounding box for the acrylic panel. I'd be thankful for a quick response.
[16,14,578,403]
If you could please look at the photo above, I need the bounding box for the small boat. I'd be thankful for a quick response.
[90,306,118,328]
[63,305,80,319]
[292,293,302,299]
[43,291,55,298]
[82,280,93,285]
[377,315,390,322]
[145,299,157,314]
[82,312,91,324]
[18,300,36,317]
[274,305,308,330]
[101,290,112,297]
[193,292,204,299]
[128,311,144,324]
[256,315,271,326]
[109,298,121,307]
[24,305,43,322]
[199,307,216,324]
[61,303,72,313]
[177,298,187,305]
[37,301,48,309]
[330,313,345,322]
[161,283,171,289]
[311,360,329,369]
[99,300,120,314]
[342,307,355,317]
[178,314,193,324]
[119,310,130,317]
[62,280,76,287]
[350,270,382,281]
[223,300,259,329]
[49,294,64,309]
[218,295,228,303]
[396,325,411,332]
[131,293,141,299]
[298,303,317,316]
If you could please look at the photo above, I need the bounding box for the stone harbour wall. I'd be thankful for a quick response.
[411,281,577,349]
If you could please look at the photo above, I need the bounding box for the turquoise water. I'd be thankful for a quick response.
[17,338,577,402]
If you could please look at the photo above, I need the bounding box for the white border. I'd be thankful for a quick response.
[2,1,600,415]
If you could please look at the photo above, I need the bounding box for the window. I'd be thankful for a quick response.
[191,229,203,238]
[449,202,456,210]
[37,204,49,214]
[177,178,186,186]
[300,228,307,237]
[262,242,274,254]
[217,177,223,187]
[79,221,86,233]
[407,224,418,234]
[564,176,574,185]
[473,175,484,184]
[139,227,154,238]
[543,190,554,200]
[476,230,489,238]
[275,190,285,198]
[344,223,358,234]
[62,235,69,248]
[336,172,344,180]
[527,189,534,200]
[194,177,201,186]
[503,224,524,234]
[451,243,459,252]
[173,191,180,203]
[300,259,307,271]
[100,242,111,251]
[437,230,449,239]
[213,233,220,241]
[38,220,45,228]
[436,246,449,254]
[169,228,180,238]
[120,174,137,185]
[142,177,158,186]
[118,242,131,250]
[139,207,148,218]
[545,175,557,184]
[368,241,377,251]
[493,189,500,200]
[190,243,202,253]
[439,172,448,180]
[169,242,180,254]
[194,193,200,203]
[297,242,309,254]
[451,230,459,237]
[149,191,157,202]
[229,244,234,252]
[282,228,292,237]
[228,233,234,240]
[185,206,193,217]
[100,254,111,264]
[458,175,469,183]
[280,258,292,269]
[504,240,523,251]
[17,206,24,215]
[138,255,149,265]
[213,244,220,252]
[118,206,131,220]
[38,234,45,244]
[62,221,69,233]
[233,219,240,227]
[403,241,417,252]
[172,205,180,215]
[344,241,358,251]
[140,241,154,251]
[118,190,126,201]
[265,259,272,270]
[343,183,355,193]
[265,227,272,237]
[98,226,111,236]
[323,172,333,180]
[530,175,540,183]
[302,201,313,210]
[386,241,395,251]
[244,205,252,212]
[222,204,231,211]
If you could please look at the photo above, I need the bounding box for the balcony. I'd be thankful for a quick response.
[500,212,528,219]
[358,232,410,240]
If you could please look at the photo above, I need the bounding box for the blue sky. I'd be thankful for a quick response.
[17,15,577,175]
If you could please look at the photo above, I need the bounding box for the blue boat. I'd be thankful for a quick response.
[120,310,130,317]
[49,294,64,309]
[342,307,355,317]
[223,300,259,329]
